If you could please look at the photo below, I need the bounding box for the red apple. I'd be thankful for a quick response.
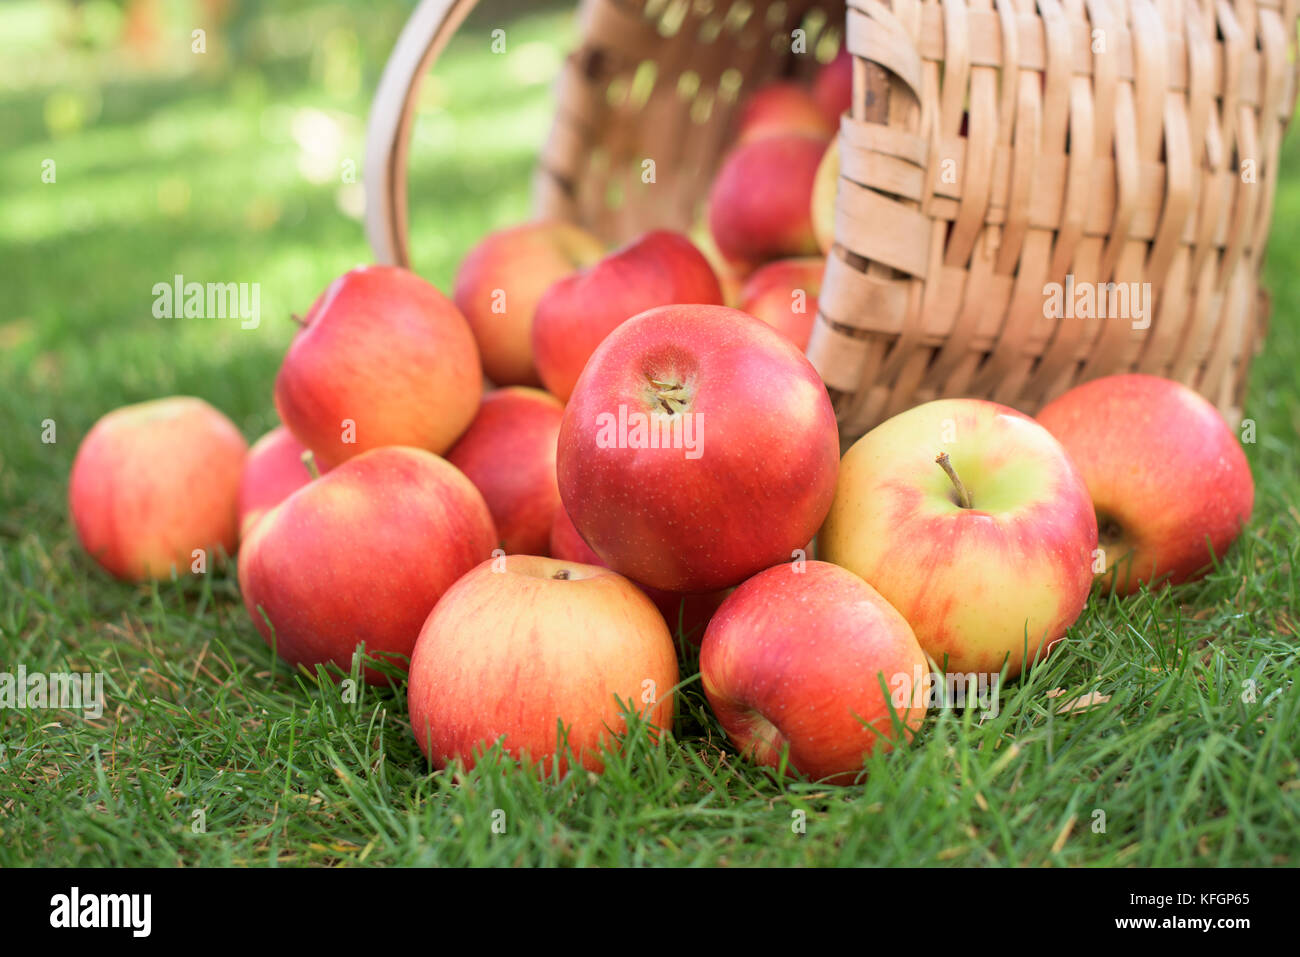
[549,505,727,645]
[820,399,1097,677]
[69,396,247,581]
[237,446,496,683]
[274,265,481,468]
[650,588,730,648]
[446,386,565,555]
[532,230,724,401]
[812,49,852,126]
[735,82,834,144]
[547,499,604,567]
[557,304,840,593]
[700,560,927,783]
[453,221,605,385]
[738,257,825,351]
[1035,374,1254,595]
[407,555,678,774]
[708,134,825,272]
[237,426,327,541]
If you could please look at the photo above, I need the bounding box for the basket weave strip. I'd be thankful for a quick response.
[805,0,1297,441]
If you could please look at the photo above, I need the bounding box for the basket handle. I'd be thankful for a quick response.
[364,0,482,267]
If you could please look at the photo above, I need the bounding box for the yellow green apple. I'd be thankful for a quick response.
[820,398,1097,677]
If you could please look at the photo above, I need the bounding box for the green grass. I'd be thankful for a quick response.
[2,4,1299,866]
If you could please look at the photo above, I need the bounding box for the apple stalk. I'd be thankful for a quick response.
[301,449,321,481]
[648,375,690,416]
[935,452,972,509]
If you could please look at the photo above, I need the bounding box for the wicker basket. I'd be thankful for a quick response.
[365,0,1297,443]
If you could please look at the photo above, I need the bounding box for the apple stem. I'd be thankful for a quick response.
[301,449,321,480]
[935,452,972,509]
[646,375,689,416]
[290,312,306,327]
[553,569,571,580]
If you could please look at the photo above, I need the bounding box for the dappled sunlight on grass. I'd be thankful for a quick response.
[1,5,574,410]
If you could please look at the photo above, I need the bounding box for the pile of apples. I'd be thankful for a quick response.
[67,53,1255,784]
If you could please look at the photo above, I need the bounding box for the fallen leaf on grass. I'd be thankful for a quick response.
[1051,814,1076,853]
[1048,690,1111,714]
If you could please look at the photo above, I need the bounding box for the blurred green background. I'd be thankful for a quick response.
[1,0,575,529]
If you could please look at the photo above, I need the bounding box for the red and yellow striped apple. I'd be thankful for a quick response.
[453,221,605,386]
[69,396,247,581]
[812,48,852,125]
[557,304,839,593]
[735,82,834,144]
[447,386,564,555]
[407,555,678,774]
[738,257,824,351]
[237,425,325,541]
[708,134,824,273]
[701,560,927,783]
[275,265,481,467]
[1035,374,1254,595]
[531,230,723,401]
[820,399,1097,677]
[237,446,495,683]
